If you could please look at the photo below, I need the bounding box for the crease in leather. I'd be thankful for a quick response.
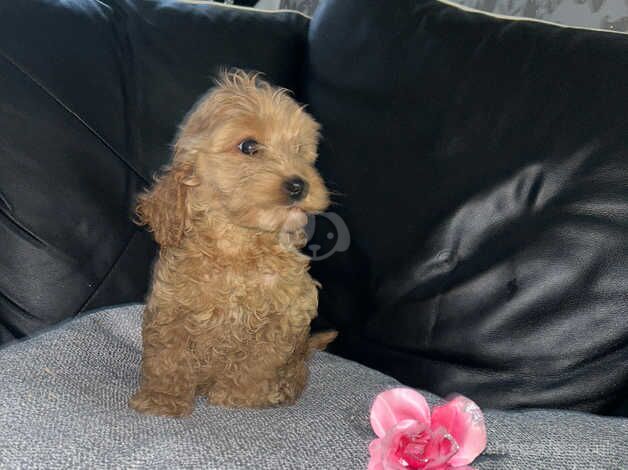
[0,319,23,342]
[0,289,32,317]
[106,1,145,186]
[377,163,546,309]
[376,140,604,314]
[0,190,14,212]
[0,197,81,268]
[76,229,139,315]
[0,203,46,248]
[0,47,148,185]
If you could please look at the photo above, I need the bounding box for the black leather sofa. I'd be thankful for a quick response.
[1,0,626,423]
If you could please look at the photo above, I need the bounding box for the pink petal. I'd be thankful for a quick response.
[370,388,431,438]
[368,439,384,470]
[367,458,384,470]
[430,395,486,466]
[369,439,382,458]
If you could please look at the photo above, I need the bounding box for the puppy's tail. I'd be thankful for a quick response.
[308,331,338,355]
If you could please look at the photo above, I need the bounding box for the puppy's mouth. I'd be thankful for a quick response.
[282,207,308,232]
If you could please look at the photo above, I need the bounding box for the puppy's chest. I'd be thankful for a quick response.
[190,252,317,322]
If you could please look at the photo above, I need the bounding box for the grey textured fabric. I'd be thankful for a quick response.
[0,304,626,469]
[272,0,628,32]
[450,0,628,31]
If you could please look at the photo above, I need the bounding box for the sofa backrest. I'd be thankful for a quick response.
[0,0,308,342]
[304,0,628,415]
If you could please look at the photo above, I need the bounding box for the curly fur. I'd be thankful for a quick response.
[130,70,336,416]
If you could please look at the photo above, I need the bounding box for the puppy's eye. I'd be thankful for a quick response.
[238,139,259,156]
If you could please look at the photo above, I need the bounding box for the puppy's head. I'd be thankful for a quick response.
[136,70,329,246]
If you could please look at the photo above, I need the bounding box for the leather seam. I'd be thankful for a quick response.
[0,47,149,185]
[76,229,140,315]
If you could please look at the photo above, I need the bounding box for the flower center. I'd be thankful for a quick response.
[394,427,459,469]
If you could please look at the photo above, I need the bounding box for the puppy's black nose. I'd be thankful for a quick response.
[283,176,308,201]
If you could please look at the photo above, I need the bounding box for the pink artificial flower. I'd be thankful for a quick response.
[368,388,487,470]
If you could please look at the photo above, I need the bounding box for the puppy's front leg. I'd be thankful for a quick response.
[206,325,311,408]
[130,316,197,417]
[276,330,338,404]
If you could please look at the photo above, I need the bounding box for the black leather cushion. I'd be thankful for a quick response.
[305,0,628,415]
[0,0,308,343]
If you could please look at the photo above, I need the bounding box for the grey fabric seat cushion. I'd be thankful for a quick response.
[0,304,626,469]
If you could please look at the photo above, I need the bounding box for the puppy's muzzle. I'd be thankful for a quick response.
[283,176,308,202]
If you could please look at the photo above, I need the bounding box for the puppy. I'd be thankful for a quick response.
[129,70,336,416]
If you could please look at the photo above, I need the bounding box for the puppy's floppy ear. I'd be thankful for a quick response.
[135,160,197,247]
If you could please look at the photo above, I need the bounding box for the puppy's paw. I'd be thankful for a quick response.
[206,385,287,408]
[129,389,193,417]
[268,389,288,406]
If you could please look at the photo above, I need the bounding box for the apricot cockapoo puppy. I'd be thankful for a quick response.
[130,70,337,416]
